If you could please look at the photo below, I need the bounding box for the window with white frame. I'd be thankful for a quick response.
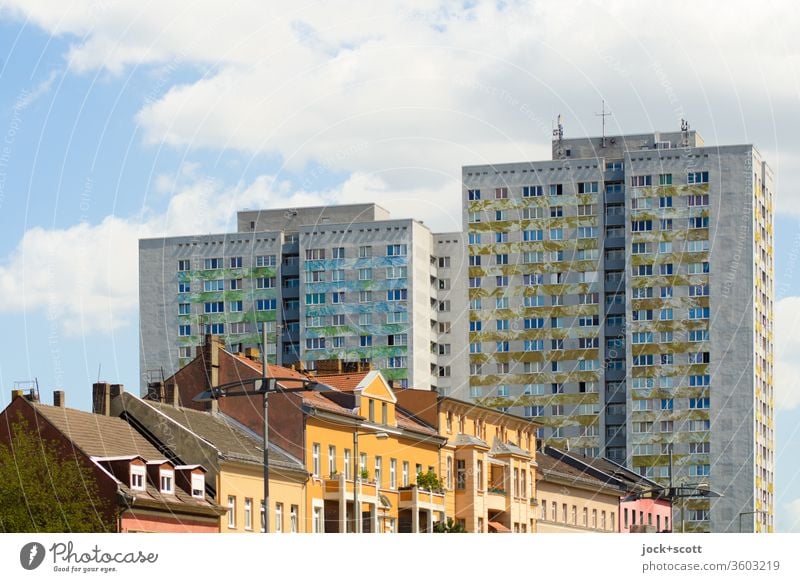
[160,469,174,494]
[130,465,145,491]
[244,498,253,530]
[227,496,236,528]
[191,473,205,498]
[275,502,284,533]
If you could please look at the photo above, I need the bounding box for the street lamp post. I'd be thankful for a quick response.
[193,328,315,534]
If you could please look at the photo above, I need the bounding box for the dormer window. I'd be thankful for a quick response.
[160,470,174,494]
[191,473,205,499]
[130,465,146,491]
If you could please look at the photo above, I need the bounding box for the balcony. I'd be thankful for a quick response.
[485,488,508,512]
[323,474,377,500]
[398,485,446,512]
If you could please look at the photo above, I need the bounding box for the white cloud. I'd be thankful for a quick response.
[4,1,800,211]
[775,297,800,411]
[0,168,466,335]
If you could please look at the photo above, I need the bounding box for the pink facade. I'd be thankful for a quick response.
[121,513,218,533]
[619,497,672,533]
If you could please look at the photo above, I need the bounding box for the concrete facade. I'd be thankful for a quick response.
[462,129,774,533]
[140,204,449,392]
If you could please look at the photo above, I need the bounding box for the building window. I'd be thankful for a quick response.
[313,506,323,533]
[328,445,337,477]
[456,460,466,489]
[256,299,277,311]
[130,465,145,491]
[227,496,236,529]
[178,259,191,271]
[178,303,190,315]
[688,171,709,184]
[275,503,283,533]
[312,443,321,477]
[290,505,299,532]
[243,499,256,532]
[390,458,397,489]
[191,473,205,498]
[403,461,410,487]
[159,469,174,493]
[387,244,408,256]
[387,289,407,301]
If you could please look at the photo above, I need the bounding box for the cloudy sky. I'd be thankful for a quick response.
[0,0,798,530]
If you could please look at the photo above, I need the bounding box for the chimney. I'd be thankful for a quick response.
[92,382,111,415]
[202,334,221,389]
[146,381,165,402]
[11,389,24,401]
[165,382,181,407]
[53,390,65,408]
[244,347,260,361]
[110,384,125,400]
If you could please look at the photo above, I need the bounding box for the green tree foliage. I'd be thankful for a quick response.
[0,413,114,532]
[416,469,443,492]
[433,517,467,533]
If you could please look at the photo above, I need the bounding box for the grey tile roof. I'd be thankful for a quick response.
[145,400,305,473]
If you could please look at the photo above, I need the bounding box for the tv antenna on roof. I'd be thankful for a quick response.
[552,114,564,157]
[681,118,690,146]
[596,100,612,148]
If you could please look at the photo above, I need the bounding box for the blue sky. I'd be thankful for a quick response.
[0,0,798,530]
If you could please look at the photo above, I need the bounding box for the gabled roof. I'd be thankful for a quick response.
[32,403,163,459]
[490,438,531,458]
[395,408,439,437]
[453,434,489,448]
[536,450,626,495]
[225,351,309,389]
[297,390,362,419]
[312,372,371,392]
[28,402,222,517]
[144,399,305,472]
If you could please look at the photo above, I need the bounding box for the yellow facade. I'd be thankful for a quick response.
[300,371,446,533]
[395,389,539,533]
[218,459,307,533]
[534,478,619,533]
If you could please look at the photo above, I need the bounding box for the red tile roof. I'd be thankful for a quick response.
[226,351,310,388]
[395,408,438,437]
[296,391,362,418]
[311,372,370,392]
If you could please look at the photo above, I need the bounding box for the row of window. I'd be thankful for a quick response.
[305,244,407,260]
[469,204,599,223]
[304,289,408,305]
[630,194,709,209]
[304,266,408,282]
[630,172,709,187]
[178,256,277,271]
[632,262,710,276]
[226,496,299,532]
[631,419,710,433]
[631,216,709,232]
[540,501,615,531]
[310,443,434,490]
[306,336,408,355]
[467,248,600,266]
[467,182,599,201]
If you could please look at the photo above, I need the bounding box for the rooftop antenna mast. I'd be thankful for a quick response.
[552,114,565,158]
[681,118,690,147]
[596,100,612,148]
